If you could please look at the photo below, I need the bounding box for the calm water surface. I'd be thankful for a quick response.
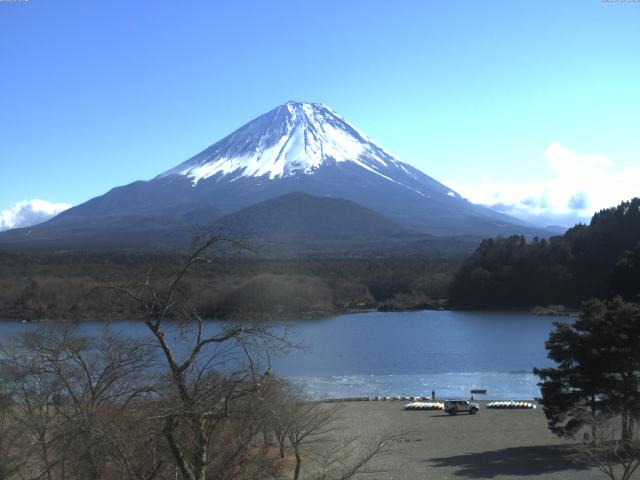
[1,310,570,400]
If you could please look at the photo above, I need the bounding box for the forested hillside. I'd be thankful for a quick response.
[0,253,458,321]
[448,198,640,309]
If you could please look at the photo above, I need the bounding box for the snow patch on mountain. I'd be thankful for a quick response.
[160,102,417,189]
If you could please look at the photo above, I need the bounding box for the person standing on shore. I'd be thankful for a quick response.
[432,389,436,400]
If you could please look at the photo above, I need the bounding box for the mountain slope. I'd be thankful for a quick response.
[0,101,548,252]
[215,192,405,239]
[210,192,481,257]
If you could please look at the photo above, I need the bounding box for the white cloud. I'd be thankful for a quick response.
[451,143,640,227]
[0,199,73,232]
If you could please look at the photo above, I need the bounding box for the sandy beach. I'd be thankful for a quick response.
[303,401,611,480]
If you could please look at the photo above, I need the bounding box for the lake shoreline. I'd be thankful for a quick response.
[0,302,578,323]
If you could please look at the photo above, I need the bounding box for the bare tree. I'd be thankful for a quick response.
[107,235,287,480]
[1,338,62,480]
[0,390,28,480]
[257,376,291,459]
[0,326,160,480]
[309,431,404,480]
[286,400,340,480]
[105,404,168,480]
[576,412,640,480]
[265,382,404,480]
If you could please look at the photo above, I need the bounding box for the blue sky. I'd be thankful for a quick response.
[1,0,639,228]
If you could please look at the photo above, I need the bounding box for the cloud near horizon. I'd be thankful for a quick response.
[0,199,73,231]
[451,143,640,228]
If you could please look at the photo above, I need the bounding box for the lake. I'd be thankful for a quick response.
[0,310,570,400]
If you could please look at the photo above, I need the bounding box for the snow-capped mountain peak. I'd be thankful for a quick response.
[3,101,546,248]
[160,101,413,186]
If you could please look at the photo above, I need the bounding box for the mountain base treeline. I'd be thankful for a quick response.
[0,252,459,321]
[448,198,640,309]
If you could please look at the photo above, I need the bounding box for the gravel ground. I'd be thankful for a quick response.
[301,401,615,480]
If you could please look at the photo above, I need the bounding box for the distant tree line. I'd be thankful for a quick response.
[448,198,640,309]
[0,253,459,321]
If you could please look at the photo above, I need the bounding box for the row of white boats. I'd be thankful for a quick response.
[404,402,445,410]
[325,395,434,402]
[403,401,537,410]
[324,397,538,410]
[486,401,537,409]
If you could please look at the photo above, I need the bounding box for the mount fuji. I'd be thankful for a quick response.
[0,102,546,253]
